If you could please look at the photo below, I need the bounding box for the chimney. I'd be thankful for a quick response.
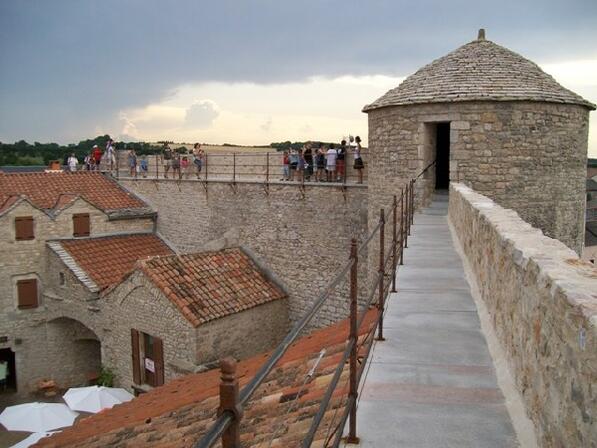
[477,28,486,40]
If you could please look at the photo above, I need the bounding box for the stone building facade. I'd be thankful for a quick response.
[364,31,595,254]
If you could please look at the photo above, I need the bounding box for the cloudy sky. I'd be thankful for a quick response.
[1,0,596,155]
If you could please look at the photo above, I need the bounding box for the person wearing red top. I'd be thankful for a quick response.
[92,145,102,171]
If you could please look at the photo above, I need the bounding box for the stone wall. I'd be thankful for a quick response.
[367,101,590,254]
[449,183,597,447]
[120,179,369,327]
[195,299,289,366]
[103,271,197,388]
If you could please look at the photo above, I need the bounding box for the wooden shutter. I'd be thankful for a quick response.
[153,336,165,386]
[17,279,38,309]
[15,217,34,240]
[73,213,90,237]
[131,329,141,384]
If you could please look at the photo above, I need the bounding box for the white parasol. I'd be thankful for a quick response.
[63,385,133,413]
[10,431,56,448]
[0,403,77,432]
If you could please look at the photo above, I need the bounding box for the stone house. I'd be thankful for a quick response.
[364,29,595,255]
[0,171,156,395]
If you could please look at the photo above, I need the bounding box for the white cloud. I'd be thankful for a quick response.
[184,100,220,129]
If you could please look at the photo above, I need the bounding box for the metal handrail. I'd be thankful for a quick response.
[194,161,428,448]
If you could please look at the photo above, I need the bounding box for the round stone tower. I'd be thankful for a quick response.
[364,30,595,254]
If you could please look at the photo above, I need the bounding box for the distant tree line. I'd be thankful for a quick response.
[0,136,163,166]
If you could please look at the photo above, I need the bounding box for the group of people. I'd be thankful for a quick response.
[281,136,364,184]
[66,139,117,172]
[157,143,205,179]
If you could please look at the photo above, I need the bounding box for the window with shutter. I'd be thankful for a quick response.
[15,217,34,240]
[17,279,38,309]
[72,213,90,237]
[153,337,165,387]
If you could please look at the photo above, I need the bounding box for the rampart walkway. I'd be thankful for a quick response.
[353,192,520,447]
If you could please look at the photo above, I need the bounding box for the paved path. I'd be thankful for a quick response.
[352,192,519,447]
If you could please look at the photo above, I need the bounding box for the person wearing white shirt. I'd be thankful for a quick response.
[326,143,338,182]
[67,153,78,172]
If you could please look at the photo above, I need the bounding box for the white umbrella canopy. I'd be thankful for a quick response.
[10,431,56,448]
[63,385,134,413]
[0,403,78,432]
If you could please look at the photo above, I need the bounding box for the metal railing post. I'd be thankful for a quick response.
[404,182,409,247]
[410,179,415,226]
[116,152,119,179]
[376,208,386,342]
[347,238,359,444]
[156,155,159,179]
[266,152,269,184]
[391,195,397,292]
[233,153,236,183]
[218,358,242,448]
[407,180,412,236]
[400,188,405,265]
[205,153,208,180]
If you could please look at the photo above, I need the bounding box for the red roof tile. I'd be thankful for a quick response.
[57,234,174,289]
[138,248,287,327]
[36,310,379,448]
[0,171,147,213]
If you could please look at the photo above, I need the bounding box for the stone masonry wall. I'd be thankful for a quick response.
[103,271,197,389]
[120,179,369,328]
[367,101,590,254]
[194,299,289,366]
[449,183,597,447]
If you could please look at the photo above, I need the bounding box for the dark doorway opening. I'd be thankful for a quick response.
[0,348,17,391]
[435,123,450,190]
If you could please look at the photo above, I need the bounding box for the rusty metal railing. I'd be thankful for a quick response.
[194,165,432,448]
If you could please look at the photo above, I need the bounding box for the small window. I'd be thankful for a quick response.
[131,329,164,387]
[72,213,90,237]
[59,272,66,286]
[15,217,34,241]
[17,279,38,309]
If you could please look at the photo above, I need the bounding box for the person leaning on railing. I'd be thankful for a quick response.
[162,144,173,179]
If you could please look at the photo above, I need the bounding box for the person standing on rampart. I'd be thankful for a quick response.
[281,150,290,181]
[353,136,364,184]
[92,145,102,171]
[193,143,204,178]
[162,144,173,178]
[289,149,298,181]
[326,143,337,182]
[67,153,78,172]
[128,149,137,177]
[105,139,116,173]
[304,144,313,181]
[337,140,346,182]
[316,146,326,181]
[172,148,181,179]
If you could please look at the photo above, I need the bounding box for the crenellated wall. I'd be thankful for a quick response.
[449,183,597,448]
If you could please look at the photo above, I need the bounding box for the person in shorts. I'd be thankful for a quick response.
[171,149,181,179]
[303,144,313,181]
[128,149,137,177]
[162,144,173,178]
[289,149,299,181]
[326,144,337,182]
[316,146,326,181]
[296,149,305,182]
[92,145,102,171]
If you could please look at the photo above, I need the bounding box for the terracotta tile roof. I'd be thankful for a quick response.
[53,234,174,290]
[36,310,378,448]
[138,248,287,327]
[0,171,148,214]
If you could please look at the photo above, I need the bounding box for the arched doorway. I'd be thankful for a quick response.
[46,317,102,388]
[0,348,17,392]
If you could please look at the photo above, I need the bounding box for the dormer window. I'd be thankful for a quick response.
[15,216,34,241]
[73,213,90,237]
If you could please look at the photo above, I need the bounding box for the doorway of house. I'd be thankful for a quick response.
[435,122,450,190]
[0,348,17,392]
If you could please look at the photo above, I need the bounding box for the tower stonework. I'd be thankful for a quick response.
[364,32,594,254]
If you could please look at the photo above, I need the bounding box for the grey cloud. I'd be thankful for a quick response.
[1,0,596,142]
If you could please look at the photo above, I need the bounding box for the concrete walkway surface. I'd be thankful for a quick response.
[350,192,519,448]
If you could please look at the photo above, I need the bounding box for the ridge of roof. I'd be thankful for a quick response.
[53,233,174,291]
[37,309,379,448]
[364,37,596,112]
[137,247,288,327]
[0,171,151,215]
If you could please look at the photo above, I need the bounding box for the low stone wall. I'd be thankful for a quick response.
[449,183,597,448]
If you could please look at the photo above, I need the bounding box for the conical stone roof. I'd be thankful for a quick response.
[363,33,595,112]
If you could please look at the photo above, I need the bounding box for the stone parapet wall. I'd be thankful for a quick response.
[449,183,597,447]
